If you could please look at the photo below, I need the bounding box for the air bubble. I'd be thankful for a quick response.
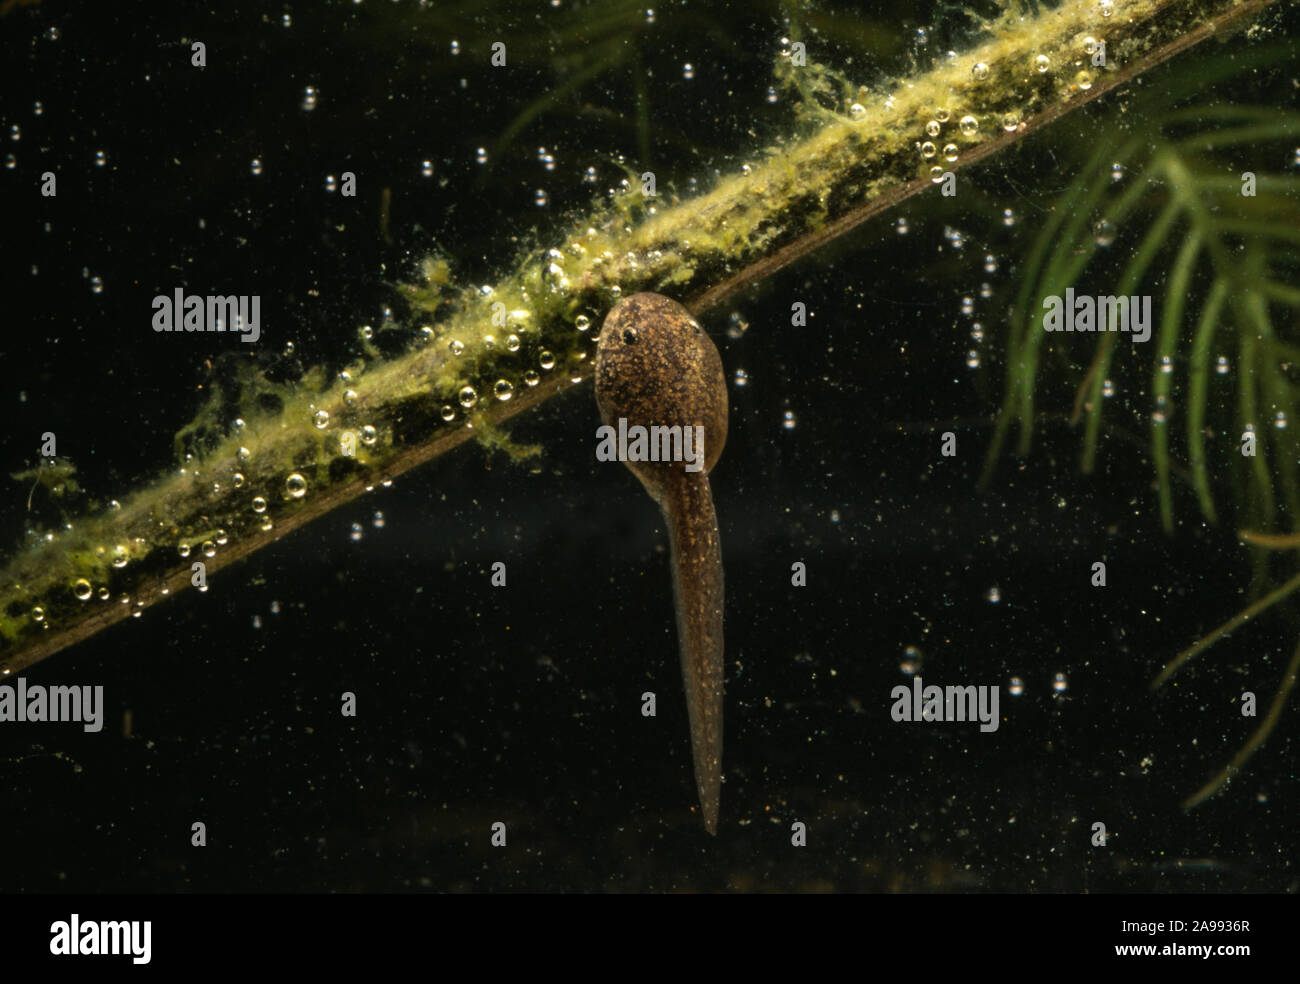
[1002,111,1021,131]
[494,379,514,401]
[201,540,217,558]
[1034,54,1050,73]
[32,606,45,622]
[920,141,936,159]
[575,314,591,332]
[458,386,478,408]
[1075,70,1093,91]
[360,425,377,445]
[523,371,540,388]
[449,339,465,356]
[539,350,556,370]
[849,103,866,121]
[900,646,923,675]
[285,473,308,499]
[252,496,268,513]
[440,405,456,421]
[313,409,329,429]
[972,62,989,81]
[959,115,978,137]
[943,143,958,162]
[925,120,941,137]
[178,542,191,558]
[73,579,92,601]
[111,545,129,568]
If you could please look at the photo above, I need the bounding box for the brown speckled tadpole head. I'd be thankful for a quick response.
[595,292,728,493]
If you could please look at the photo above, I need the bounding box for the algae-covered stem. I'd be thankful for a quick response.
[0,0,1279,674]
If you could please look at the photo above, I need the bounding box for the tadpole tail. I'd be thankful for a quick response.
[665,473,725,835]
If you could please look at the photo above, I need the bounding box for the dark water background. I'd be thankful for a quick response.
[0,0,1295,891]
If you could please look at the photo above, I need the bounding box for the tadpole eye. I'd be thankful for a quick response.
[622,327,638,344]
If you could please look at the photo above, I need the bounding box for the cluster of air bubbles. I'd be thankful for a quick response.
[301,86,319,111]
[535,146,556,172]
[942,226,966,250]
[583,165,598,184]
[1094,219,1115,246]
[971,322,984,343]
[727,311,749,339]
